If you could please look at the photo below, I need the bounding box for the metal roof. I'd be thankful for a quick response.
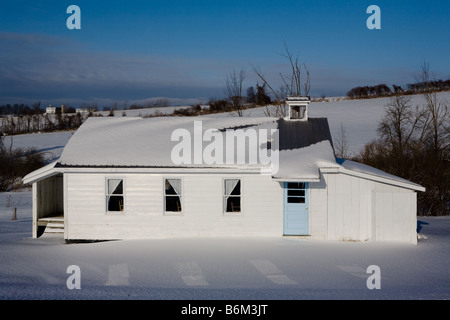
[277,118,334,151]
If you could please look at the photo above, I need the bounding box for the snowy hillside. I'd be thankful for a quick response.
[3,130,74,162]
[8,92,448,161]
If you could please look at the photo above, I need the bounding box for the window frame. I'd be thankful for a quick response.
[223,178,242,215]
[164,177,183,215]
[286,182,307,204]
[105,177,125,214]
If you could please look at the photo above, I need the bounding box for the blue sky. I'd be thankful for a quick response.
[0,0,449,107]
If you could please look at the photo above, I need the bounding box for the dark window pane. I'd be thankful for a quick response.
[287,182,305,190]
[287,182,297,189]
[230,181,241,196]
[166,196,182,212]
[108,196,124,211]
[226,196,241,212]
[165,183,177,195]
[291,106,306,119]
[288,189,305,197]
[287,196,305,204]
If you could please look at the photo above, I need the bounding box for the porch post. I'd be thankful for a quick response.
[32,182,38,238]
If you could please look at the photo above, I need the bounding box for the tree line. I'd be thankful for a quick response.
[0,112,87,136]
[347,79,450,99]
[171,82,273,117]
[0,103,82,116]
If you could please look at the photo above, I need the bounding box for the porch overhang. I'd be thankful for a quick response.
[22,161,61,185]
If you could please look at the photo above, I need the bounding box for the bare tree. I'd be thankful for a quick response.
[0,134,4,154]
[32,114,41,132]
[0,134,45,192]
[246,86,256,104]
[417,62,449,156]
[334,123,350,159]
[252,66,284,117]
[378,95,424,159]
[280,45,311,97]
[225,68,246,117]
[252,45,311,117]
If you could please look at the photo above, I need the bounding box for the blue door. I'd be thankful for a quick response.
[284,182,309,235]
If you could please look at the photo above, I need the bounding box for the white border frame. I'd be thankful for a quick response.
[105,176,126,215]
[222,177,243,216]
[163,177,184,216]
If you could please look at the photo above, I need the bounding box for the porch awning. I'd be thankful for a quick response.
[22,161,60,185]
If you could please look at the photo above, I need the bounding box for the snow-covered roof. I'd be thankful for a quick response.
[22,115,424,192]
[57,116,280,168]
[273,140,339,182]
[339,159,425,192]
[31,115,333,182]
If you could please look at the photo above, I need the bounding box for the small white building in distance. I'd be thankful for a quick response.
[45,106,56,114]
[23,97,424,243]
[45,105,65,114]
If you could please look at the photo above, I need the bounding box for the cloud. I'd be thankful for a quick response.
[1,32,426,106]
[0,32,65,47]
[0,32,226,106]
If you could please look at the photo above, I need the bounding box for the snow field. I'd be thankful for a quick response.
[0,191,449,300]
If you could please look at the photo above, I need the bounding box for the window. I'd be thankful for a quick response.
[107,179,124,212]
[165,179,182,213]
[224,179,241,213]
[286,182,306,204]
[290,105,306,120]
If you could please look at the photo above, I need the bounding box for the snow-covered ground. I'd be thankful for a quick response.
[0,191,449,300]
[1,93,449,300]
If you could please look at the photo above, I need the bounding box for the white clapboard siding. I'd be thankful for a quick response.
[125,174,162,215]
[309,176,328,239]
[65,172,284,240]
[373,192,417,244]
[62,168,419,242]
[323,171,417,243]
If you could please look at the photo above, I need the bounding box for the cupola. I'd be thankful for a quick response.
[286,96,310,121]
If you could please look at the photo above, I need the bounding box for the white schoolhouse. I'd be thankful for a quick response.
[23,97,424,243]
